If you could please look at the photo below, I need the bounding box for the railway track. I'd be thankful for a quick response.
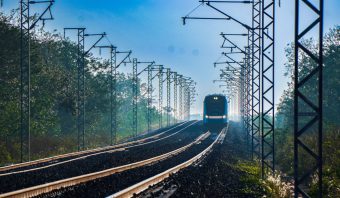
[0,121,190,176]
[0,123,207,198]
[133,122,268,198]
[110,125,228,198]
[0,121,202,196]
[32,124,227,198]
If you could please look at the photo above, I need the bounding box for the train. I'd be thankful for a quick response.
[203,94,228,129]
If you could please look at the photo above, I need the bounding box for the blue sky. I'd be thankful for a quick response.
[1,0,339,116]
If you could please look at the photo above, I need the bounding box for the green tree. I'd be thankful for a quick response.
[275,26,339,197]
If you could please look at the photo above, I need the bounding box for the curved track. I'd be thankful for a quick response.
[111,125,228,198]
[0,121,189,176]
[33,124,227,198]
[0,121,201,196]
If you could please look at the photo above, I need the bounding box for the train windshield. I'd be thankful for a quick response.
[205,96,226,116]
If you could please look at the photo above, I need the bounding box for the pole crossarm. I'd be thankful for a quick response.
[182,16,230,25]
[150,65,163,80]
[29,0,54,30]
[182,0,252,30]
[222,52,246,68]
[203,2,252,29]
[221,35,247,54]
[116,50,132,69]
[136,61,155,76]
[84,32,107,55]
[220,32,248,49]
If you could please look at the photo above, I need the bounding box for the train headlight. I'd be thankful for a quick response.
[205,115,209,118]
[222,115,226,119]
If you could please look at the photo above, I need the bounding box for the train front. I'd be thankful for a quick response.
[203,95,228,128]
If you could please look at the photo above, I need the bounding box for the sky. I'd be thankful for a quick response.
[1,0,339,116]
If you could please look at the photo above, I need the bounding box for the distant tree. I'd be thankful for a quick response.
[0,12,165,164]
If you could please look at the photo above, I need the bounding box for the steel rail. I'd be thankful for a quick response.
[110,124,229,198]
[0,123,205,198]
[0,121,190,174]
[0,121,197,177]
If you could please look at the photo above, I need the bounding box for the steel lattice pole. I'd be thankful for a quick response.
[183,85,187,121]
[244,57,250,140]
[173,73,177,123]
[187,88,191,120]
[240,64,245,130]
[64,29,106,150]
[110,47,117,145]
[158,69,163,128]
[252,0,262,161]
[261,0,275,178]
[186,85,189,120]
[246,42,252,158]
[166,69,171,126]
[20,0,54,162]
[77,29,85,151]
[20,0,30,162]
[132,58,138,136]
[179,79,183,121]
[294,0,323,197]
[147,65,152,132]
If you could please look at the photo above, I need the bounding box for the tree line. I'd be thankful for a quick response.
[0,12,164,165]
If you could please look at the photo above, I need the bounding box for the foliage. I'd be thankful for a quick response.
[265,172,294,198]
[275,26,340,197]
[233,161,270,196]
[0,12,166,165]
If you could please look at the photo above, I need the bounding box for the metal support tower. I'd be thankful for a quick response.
[166,69,171,126]
[240,63,245,130]
[240,56,249,140]
[245,44,253,158]
[20,0,54,162]
[173,73,178,124]
[64,29,105,151]
[94,45,117,145]
[294,0,323,197]
[178,77,183,121]
[183,84,187,120]
[261,0,275,178]
[183,85,188,120]
[132,58,138,137]
[246,45,252,158]
[147,65,152,132]
[252,0,262,161]
[20,0,30,163]
[181,79,195,121]
[158,68,163,128]
[247,59,251,141]
[77,29,85,151]
[110,47,117,145]
[115,50,132,141]
[149,65,163,130]
[187,87,191,120]
[135,61,154,133]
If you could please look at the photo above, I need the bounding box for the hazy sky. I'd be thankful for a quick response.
[2,0,339,115]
